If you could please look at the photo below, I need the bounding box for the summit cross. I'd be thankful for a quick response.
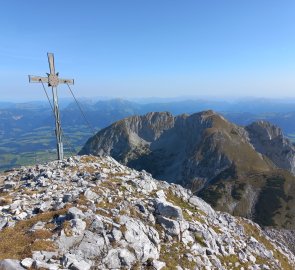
[28,53,74,160]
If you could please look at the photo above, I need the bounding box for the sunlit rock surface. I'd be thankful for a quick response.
[0,155,294,269]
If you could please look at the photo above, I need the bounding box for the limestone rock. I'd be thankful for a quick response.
[157,216,180,236]
[0,259,25,270]
[0,155,295,270]
[69,260,91,270]
[67,207,85,220]
[20,258,34,269]
[152,260,166,270]
[120,215,160,262]
[0,217,7,230]
[70,219,86,235]
[84,189,97,201]
[155,199,183,220]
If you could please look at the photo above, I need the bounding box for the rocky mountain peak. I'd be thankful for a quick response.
[246,120,295,174]
[110,111,175,142]
[80,110,271,187]
[246,120,283,140]
[0,155,295,269]
[80,111,295,229]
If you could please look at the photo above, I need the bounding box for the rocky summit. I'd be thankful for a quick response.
[0,156,295,269]
[79,111,295,229]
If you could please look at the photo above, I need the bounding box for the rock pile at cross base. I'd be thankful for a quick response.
[0,156,294,270]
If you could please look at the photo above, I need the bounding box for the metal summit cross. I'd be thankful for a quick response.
[28,53,74,160]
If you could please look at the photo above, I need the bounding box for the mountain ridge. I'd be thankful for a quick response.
[3,98,295,171]
[80,110,295,228]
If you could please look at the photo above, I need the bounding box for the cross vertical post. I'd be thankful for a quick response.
[28,53,74,160]
[52,86,63,160]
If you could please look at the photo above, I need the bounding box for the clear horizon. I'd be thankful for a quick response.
[1,1,295,101]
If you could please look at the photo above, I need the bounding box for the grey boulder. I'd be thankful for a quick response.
[0,259,25,270]
[155,199,183,220]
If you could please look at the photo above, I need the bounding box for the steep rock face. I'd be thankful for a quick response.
[0,156,295,269]
[79,111,295,228]
[246,120,295,174]
[80,111,271,188]
[80,112,175,162]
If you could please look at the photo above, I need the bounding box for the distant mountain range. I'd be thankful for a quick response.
[2,97,295,170]
[80,110,295,229]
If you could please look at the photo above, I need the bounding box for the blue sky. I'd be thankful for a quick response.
[0,0,295,101]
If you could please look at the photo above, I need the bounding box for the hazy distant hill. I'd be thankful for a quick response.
[80,110,295,229]
[1,97,295,170]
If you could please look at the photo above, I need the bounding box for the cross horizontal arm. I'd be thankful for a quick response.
[28,75,49,83]
[59,78,74,85]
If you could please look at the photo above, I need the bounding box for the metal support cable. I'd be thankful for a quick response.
[40,80,54,112]
[40,81,76,157]
[62,133,76,156]
[66,83,97,136]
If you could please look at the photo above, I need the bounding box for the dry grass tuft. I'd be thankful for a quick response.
[62,221,73,237]
[0,196,12,206]
[32,229,53,239]
[120,224,127,234]
[129,206,143,219]
[218,254,250,269]
[160,242,196,270]
[76,194,90,206]
[22,189,38,196]
[0,206,69,260]
[80,155,98,163]
[30,240,56,252]
[82,166,97,174]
